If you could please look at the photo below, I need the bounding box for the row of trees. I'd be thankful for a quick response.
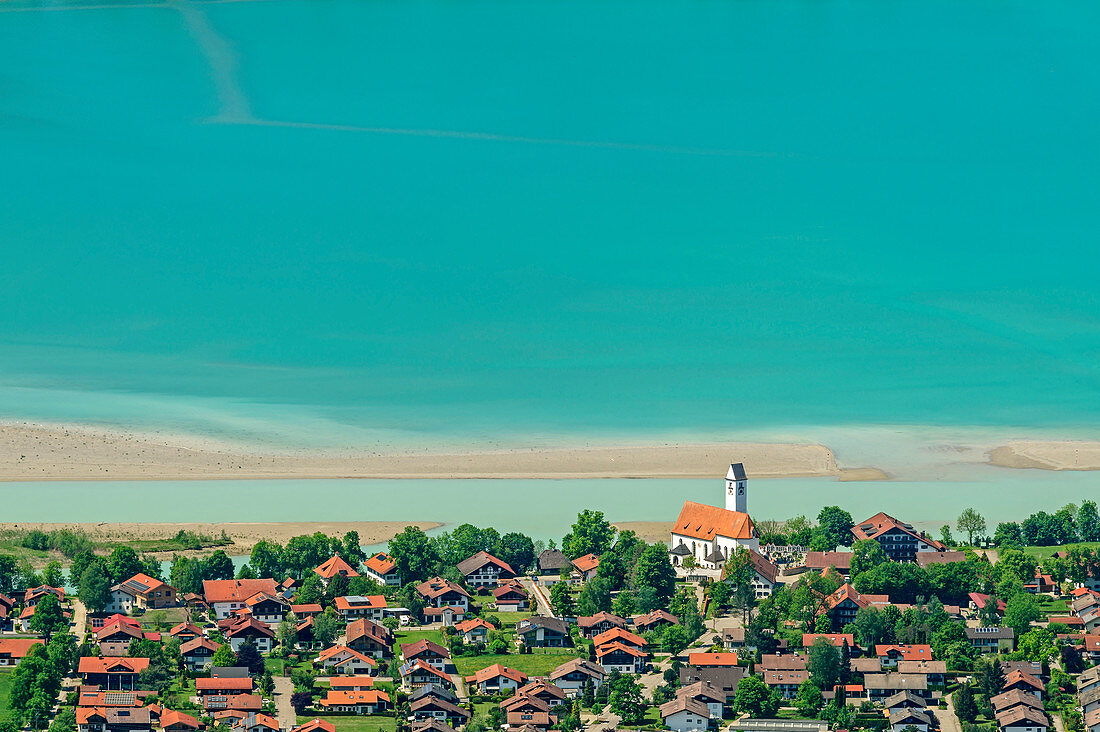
[245,531,366,582]
[993,500,1100,547]
[387,524,538,586]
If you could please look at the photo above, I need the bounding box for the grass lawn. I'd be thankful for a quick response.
[453,650,578,677]
[1022,541,1100,561]
[1038,597,1070,616]
[140,607,190,631]
[619,705,662,729]
[0,671,13,723]
[296,716,395,732]
[492,611,535,628]
[394,629,445,649]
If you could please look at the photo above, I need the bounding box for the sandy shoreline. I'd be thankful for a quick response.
[989,441,1100,471]
[0,421,885,481]
[0,521,441,558]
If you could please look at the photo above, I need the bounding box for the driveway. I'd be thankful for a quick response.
[272,675,295,727]
[520,578,555,616]
[940,692,963,732]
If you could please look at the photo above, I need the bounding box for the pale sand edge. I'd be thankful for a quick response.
[0,422,887,481]
[988,441,1100,471]
[0,520,442,560]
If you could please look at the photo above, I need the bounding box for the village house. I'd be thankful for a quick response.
[318,689,390,714]
[400,660,455,691]
[995,706,1050,732]
[549,658,606,696]
[897,660,946,686]
[746,550,780,598]
[24,585,64,607]
[864,674,929,703]
[197,677,254,697]
[416,578,471,610]
[345,618,394,658]
[820,584,889,629]
[313,554,359,587]
[454,617,494,644]
[104,574,178,614]
[160,710,200,732]
[803,634,854,649]
[594,627,646,652]
[572,553,600,582]
[328,676,376,692]
[765,669,809,699]
[677,680,725,721]
[517,616,571,648]
[240,591,288,626]
[203,579,279,620]
[517,679,568,707]
[410,686,470,727]
[168,622,202,644]
[317,645,377,676]
[203,694,262,716]
[660,697,711,732]
[888,708,932,732]
[291,720,336,732]
[1002,670,1045,699]
[687,652,739,669]
[1085,634,1100,661]
[78,657,150,691]
[992,689,1045,717]
[465,663,528,694]
[875,644,933,668]
[634,609,679,633]
[578,611,629,638]
[679,664,746,708]
[596,641,647,673]
[456,551,515,587]
[966,626,1015,653]
[970,593,1008,616]
[401,639,452,673]
[290,603,323,621]
[362,552,402,586]
[492,581,530,612]
[800,552,853,578]
[334,595,388,622]
[423,606,467,626]
[850,512,945,562]
[225,617,275,653]
[536,549,574,584]
[231,712,280,732]
[0,638,43,667]
[180,638,220,672]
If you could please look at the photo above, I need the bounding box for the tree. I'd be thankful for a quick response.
[388,527,438,584]
[204,551,236,581]
[212,644,237,667]
[236,639,264,674]
[28,594,66,640]
[42,562,65,589]
[47,633,79,676]
[551,582,576,616]
[849,539,887,578]
[341,531,366,565]
[1079,500,1100,542]
[954,683,978,722]
[577,577,612,615]
[562,510,616,559]
[606,673,647,725]
[47,709,75,732]
[259,670,275,697]
[852,605,894,649]
[808,638,842,690]
[631,544,675,605]
[795,680,824,716]
[313,609,340,648]
[957,508,986,546]
[249,541,284,580]
[0,555,18,595]
[108,546,144,584]
[498,532,536,574]
[940,525,955,547]
[816,506,855,550]
[734,675,780,717]
[1015,628,1057,662]
[290,692,312,714]
[1003,593,1040,638]
[78,563,111,613]
[979,659,1005,699]
[277,616,298,654]
[993,522,1022,546]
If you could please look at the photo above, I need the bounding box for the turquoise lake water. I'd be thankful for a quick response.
[2,0,1100,470]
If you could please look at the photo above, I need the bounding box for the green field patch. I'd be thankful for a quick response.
[453,650,578,677]
[295,715,396,732]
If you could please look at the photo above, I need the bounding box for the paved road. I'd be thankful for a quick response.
[273,675,295,728]
[940,692,963,732]
[521,578,555,616]
[72,598,88,638]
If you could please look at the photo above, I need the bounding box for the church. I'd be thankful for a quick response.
[669,463,759,569]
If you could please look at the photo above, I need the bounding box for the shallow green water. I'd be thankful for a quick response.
[1,0,1099,465]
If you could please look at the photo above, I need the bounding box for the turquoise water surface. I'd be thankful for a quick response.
[2,0,1099,463]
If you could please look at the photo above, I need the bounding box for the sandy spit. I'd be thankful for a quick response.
[988,441,1100,471]
[0,422,878,481]
[0,521,441,558]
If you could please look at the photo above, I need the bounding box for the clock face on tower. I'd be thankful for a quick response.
[738,487,745,495]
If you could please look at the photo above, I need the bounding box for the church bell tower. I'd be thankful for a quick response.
[725,462,747,513]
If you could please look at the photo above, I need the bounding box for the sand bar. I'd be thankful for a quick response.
[0,521,441,558]
[0,422,884,481]
[989,441,1100,471]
